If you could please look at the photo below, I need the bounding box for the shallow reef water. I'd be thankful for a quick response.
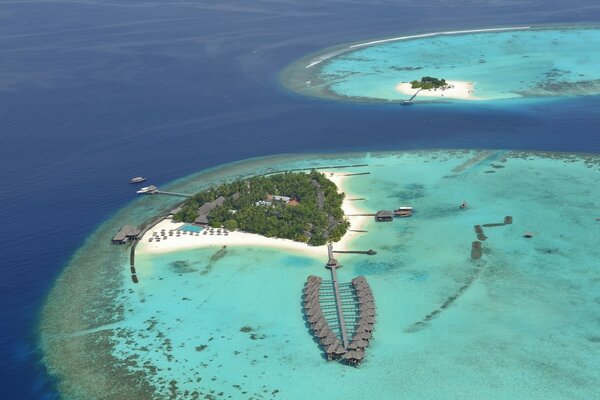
[39,150,600,399]
[281,26,600,102]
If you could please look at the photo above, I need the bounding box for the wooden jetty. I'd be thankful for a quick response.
[326,244,350,349]
[154,190,192,198]
[343,172,371,176]
[333,249,377,255]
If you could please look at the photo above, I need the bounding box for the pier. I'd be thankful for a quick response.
[154,190,192,198]
[326,244,350,348]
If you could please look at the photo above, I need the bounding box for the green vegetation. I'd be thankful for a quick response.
[174,171,348,246]
[411,76,447,90]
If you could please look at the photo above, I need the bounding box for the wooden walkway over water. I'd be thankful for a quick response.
[327,244,349,348]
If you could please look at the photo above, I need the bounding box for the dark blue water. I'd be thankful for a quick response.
[1,1,600,398]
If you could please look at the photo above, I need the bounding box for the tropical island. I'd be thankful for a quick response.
[410,76,448,90]
[173,171,349,245]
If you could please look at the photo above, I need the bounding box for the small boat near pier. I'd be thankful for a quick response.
[129,176,147,184]
[394,206,413,217]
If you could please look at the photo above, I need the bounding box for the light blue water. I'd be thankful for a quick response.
[40,150,600,399]
[179,225,204,233]
[303,27,600,101]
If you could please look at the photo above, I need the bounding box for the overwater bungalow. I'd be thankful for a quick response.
[311,320,326,330]
[316,327,333,338]
[352,331,372,341]
[321,333,338,346]
[307,307,323,316]
[355,322,373,333]
[359,315,376,324]
[309,314,323,323]
[375,210,393,222]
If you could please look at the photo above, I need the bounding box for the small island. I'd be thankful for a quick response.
[173,171,349,246]
[410,76,447,90]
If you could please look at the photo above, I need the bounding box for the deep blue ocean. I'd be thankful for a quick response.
[1,1,600,398]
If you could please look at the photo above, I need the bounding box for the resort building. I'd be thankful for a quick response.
[194,196,226,225]
[375,210,393,222]
[266,194,291,202]
[111,225,141,244]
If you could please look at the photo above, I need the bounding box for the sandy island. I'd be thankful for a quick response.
[395,80,479,100]
[136,172,370,259]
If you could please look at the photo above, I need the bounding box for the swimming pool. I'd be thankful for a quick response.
[177,224,204,233]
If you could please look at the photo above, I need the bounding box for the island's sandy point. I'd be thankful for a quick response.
[136,172,370,259]
[395,80,479,100]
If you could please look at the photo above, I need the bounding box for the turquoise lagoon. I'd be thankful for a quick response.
[39,151,600,399]
[281,27,600,102]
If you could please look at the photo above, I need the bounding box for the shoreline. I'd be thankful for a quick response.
[395,80,479,100]
[135,171,370,259]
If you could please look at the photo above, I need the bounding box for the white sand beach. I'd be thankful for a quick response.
[395,80,478,100]
[136,172,370,258]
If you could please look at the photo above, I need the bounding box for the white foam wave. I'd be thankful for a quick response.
[348,26,531,48]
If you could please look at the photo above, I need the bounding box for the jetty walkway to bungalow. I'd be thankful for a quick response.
[303,244,376,366]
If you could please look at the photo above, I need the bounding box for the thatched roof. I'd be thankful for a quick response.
[309,313,323,323]
[359,315,375,324]
[325,343,338,354]
[305,307,321,316]
[359,307,375,315]
[355,322,373,332]
[321,333,338,346]
[311,319,326,330]
[352,331,372,341]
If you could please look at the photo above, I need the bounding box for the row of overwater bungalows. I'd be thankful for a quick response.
[303,275,376,366]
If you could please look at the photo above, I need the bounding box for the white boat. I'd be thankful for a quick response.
[129,176,147,184]
[137,185,157,194]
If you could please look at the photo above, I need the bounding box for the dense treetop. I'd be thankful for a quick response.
[173,171,348,246]
[410,76,448,89]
